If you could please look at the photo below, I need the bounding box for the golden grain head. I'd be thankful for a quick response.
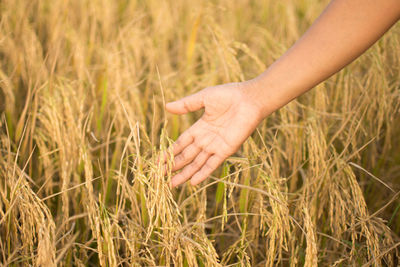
[0,0,399,266]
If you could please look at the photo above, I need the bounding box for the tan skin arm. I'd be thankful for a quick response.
[165,0,400,188]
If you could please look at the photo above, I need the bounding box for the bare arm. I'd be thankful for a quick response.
[165,0,400,188]
[248,0,400,117]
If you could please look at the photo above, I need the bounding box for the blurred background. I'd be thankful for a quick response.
[0,0,399,266]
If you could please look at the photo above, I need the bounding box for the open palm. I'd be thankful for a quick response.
[165,82,263,187]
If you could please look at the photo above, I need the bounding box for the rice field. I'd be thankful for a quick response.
[0,0,399,266]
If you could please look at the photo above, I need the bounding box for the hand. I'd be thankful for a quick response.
[165,81,264,188]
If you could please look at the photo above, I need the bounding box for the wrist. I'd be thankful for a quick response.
[239,76,280,120]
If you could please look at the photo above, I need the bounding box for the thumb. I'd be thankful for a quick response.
[165,91,205,115]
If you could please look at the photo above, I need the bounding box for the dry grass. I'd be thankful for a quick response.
[0,0,399,266]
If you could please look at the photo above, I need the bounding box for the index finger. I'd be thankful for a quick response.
[171,130,194,156]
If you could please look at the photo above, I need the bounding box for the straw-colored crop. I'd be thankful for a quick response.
[0,0,399,266]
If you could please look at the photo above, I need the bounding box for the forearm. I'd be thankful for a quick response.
[246,0,400,118]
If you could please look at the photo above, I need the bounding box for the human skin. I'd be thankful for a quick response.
[165,0,400,188]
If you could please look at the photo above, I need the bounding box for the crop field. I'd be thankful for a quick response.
[0,0,399,266]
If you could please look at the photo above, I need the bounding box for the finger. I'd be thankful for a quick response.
[170,117,211,157]
[190,155,225,186]
[157,151,168,175]
[160,132,193,167]
[159,150,177,176]
[157,150,169,164]
[165,91,205,115]
[171,151,211,188]
[171,131,194,156]
[172,144,201,172]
